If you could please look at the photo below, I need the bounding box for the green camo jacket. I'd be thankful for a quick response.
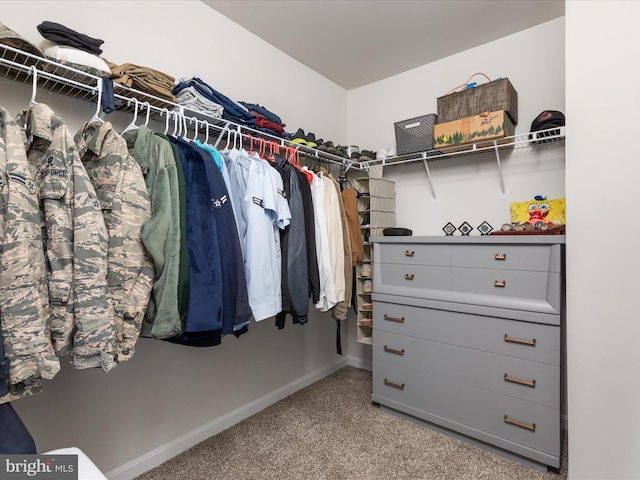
[18,103,117,373]
[0,106,60,404]
[75,121,154,363]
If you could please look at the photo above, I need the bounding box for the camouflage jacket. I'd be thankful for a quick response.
[17,104,116,373]
[74,121,153,363]
[0,106,59,404]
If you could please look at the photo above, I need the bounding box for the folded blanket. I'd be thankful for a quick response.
[107,61,176,102]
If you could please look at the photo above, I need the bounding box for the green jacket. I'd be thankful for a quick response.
[124,126,182,338]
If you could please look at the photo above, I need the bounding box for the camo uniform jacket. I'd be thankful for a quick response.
[75,121,153,363]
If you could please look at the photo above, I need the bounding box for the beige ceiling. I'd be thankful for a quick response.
[202,0,565,90]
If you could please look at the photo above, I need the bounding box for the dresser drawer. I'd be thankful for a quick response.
[373,330,559,408]
[372,361,561,460]
[373,302,560,365]
[451,268,561,314]
[452,245,560,272]
[376,243,451,266]
[376,264,451,293]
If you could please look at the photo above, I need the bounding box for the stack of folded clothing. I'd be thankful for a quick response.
[106,61,177,102]
[239,101,286,137]
[0,21,46,64]
[36,21,111,78]
[173,77,255,127]
[174,85,224,120]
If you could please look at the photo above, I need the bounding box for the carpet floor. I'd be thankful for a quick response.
[135,366,567,480]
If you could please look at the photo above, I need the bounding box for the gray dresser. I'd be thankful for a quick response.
[371,236,565,469]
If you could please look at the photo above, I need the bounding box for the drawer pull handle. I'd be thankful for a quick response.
[405,273,414,280]
[495,253,507,260]
[494,280,506,288]
[384,378,405,390]
[504,415,536,432]
[384,314,405,323]
[504,334,536,346]
[405,250,415,257]
[504,373,536,388]
[384,345,405,356]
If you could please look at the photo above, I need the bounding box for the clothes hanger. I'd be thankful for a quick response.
[28,65,38,106]
[142,102,151,127]
[122,98,140,134]
[202,120,210,145]
[190,117,199,142]
[89,79,105,125]
[213,121,230,150]
[172,110,180,136]
[24,66,38,129]
[162,108,170,135]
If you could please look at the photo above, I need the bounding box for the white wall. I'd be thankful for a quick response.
[1,2,350,478]
[566,2,640,479]
[348,18,565,236]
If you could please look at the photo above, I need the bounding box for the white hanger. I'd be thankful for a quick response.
[202,120,210,144]
[172,110,180,137]
[122,98,140,134]
[142,102,151,127]
[213,121,230,149]
[190,117,199,142]
[162,108,170,135]
[29,65,38,106]
[24,66,38,129]
[90,80,105,124]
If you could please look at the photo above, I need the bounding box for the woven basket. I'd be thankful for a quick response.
[394,113,437,155]
[437,78,518,125]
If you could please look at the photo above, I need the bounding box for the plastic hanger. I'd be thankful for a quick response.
[142,102,151,127]
[171,110,180,136]
[89,79,105,124]
[162,108,170,135]
[247,134,255,155]
[190,117,199,142]
[122,98,140,134]
[28,65,38,106]
[213,121,230,150]
[24,66,38,129]
[202,120,210,145]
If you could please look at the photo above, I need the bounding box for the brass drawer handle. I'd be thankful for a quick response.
[384,314,405,323]
[494,280,506,288]
[504,373,536,388]
[405,273,414,280]
[495,253,507,260]
[405,250,415,257]
[504,334,536,346]
[384,345,405,356]
[504,415,536,432]
[384,378,405,390]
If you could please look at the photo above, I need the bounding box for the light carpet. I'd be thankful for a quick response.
[135,366,567,480]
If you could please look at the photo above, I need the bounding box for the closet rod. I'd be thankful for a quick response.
[0,43,359,170]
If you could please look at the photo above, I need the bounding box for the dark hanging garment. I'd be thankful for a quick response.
[194,144,250,337]
[165,137,222,347]
[294,168,320,304]
[274,155,309,328]
[0,327,36,454]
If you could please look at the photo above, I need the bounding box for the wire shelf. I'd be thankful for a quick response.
[0,42,565,174]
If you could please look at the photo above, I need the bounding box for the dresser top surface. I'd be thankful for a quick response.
[372,235,566,245]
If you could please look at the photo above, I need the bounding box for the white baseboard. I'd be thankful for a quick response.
[105,358,348,480]
[347,355,371,371]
